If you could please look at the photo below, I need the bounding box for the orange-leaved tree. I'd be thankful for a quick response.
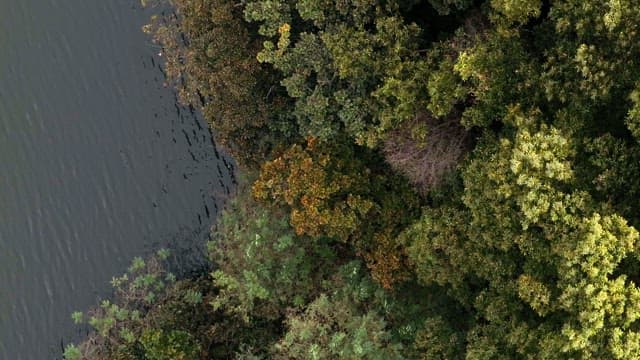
[253,137,420,288]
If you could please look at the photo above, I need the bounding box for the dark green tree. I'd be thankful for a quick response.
[245,0,434,146]
[273,261,406,360]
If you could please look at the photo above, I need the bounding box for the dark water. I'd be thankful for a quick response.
[0,1,233,358]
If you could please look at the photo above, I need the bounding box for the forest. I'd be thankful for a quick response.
[65,0,640,359]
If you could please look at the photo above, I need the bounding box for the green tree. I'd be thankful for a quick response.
[273,261,406,360]
[70,1,640,359]
[66,251,274,360]
[427,0,476,15]
[245,0,432,146]
[140,329,200,360]
[403,109,640,358]
[210,181,338,321]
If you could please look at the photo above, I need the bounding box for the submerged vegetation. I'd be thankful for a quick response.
[67,0,640,358]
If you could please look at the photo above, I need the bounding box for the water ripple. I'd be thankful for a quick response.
[0,1,233,358]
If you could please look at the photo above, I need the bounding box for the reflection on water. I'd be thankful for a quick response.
[0,1,233,358]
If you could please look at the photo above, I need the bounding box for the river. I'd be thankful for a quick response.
[0,1,233,358]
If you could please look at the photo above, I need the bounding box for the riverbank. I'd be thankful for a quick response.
[0,1,232,358]
[66,0,640,358]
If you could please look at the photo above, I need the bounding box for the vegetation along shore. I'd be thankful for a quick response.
[65,0,640,358]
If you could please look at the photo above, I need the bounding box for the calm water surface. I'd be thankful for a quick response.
[0,1,233,358]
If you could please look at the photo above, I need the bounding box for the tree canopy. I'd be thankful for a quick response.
[67,0,640,359]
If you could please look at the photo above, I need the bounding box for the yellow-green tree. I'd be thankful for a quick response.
[404,109,640,358]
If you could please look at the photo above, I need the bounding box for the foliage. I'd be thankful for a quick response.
[274,261,406,360]
[426,0,476,16]
[276,294,400,360]
[143,0,292,166]
[209,182,338,321]
[490,0,542,25]
[64,251,272,360]
[65,251,184,359]
[63,344,81,360]
[453,29,542,128]
[413,316,465,360]
[71,0,640,359]
[252,137,374,242]
[139,329,200,360]
[244,0,432,146]
[252,137,421,287]
[578,134,640,227]
[626,82,640,141]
